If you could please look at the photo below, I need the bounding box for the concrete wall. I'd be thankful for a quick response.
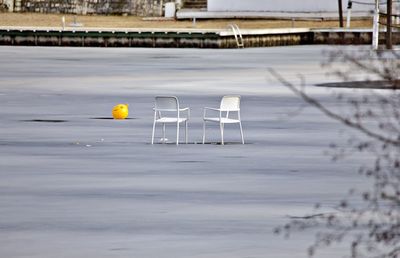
[8,0,175,15]
[208,0,376,12]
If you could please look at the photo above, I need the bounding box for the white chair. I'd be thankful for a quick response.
[202,95,244,145]
[151,96,190,145]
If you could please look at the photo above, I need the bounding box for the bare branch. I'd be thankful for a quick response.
[268,68,400,147]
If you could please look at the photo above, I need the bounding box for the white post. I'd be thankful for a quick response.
[61,16,66,30]
[372,0,380,50]
[346,0,352,28]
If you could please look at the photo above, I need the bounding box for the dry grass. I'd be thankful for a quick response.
[0,13,373,29]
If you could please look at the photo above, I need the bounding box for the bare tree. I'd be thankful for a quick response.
[270,48,400,258]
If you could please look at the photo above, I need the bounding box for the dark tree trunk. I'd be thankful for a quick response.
[386,0,393,49]
[338,0,344,27]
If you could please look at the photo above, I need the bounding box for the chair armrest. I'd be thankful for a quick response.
[179,107,190,119]
[203,107,221,119]
[204,107,220,112]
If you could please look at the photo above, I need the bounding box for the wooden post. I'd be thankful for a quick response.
[386,0,393,49]
[338,0,344,27]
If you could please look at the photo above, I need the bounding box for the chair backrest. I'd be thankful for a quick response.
[220,95,240,111]
[155,96,179,111]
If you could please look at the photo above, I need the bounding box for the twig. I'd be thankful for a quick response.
[268,68,400,147]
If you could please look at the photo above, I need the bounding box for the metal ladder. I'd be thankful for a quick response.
[228,24,244,48]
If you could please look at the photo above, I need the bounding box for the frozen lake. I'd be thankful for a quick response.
[0,46,372,258]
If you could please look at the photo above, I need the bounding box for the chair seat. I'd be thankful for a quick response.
[204,117,240,124]
[156,117,188,123]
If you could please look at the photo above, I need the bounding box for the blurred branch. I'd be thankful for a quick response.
[268,68,400,147]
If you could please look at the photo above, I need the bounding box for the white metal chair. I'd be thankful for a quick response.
[151,96,190,145]
[202,95,244,145]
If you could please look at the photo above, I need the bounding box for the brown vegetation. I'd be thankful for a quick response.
[0,13,373,29]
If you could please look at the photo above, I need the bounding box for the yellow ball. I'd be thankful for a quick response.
[112,104,129,119]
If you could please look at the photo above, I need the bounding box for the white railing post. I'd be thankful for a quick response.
[228,24,244,48]
[372,0,380,50]
[346,0,352,28]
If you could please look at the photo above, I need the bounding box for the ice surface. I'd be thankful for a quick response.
[0,46,374,258]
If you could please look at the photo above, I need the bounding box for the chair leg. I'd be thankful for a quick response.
[162,123,166,144]
[239,122,244,144]
[176,122,180,145]
[151,120,156,145]
[185,121,188,144]
[202,121,206,144]
[220,123,224,145]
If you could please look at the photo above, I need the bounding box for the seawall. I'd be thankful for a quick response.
[0,27,399,48]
